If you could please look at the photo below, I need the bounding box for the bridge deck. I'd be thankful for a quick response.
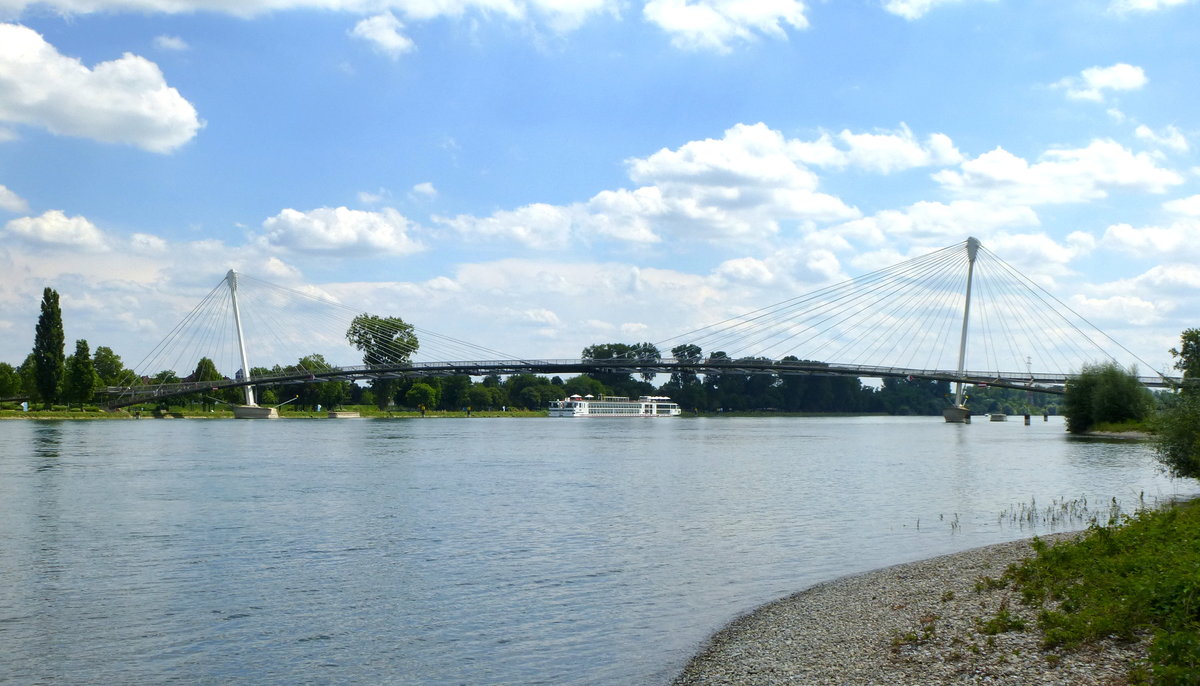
[98,358,1182,409]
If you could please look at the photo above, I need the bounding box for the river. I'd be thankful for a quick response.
[0,416,1193,685]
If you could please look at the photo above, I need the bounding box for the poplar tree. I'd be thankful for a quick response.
[32,287,65,409]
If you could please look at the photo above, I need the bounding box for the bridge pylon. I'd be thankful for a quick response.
[943,237,980,424]
[226,270,277,419]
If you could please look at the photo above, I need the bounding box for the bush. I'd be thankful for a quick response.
[1155,393,1200,478]
[1062,362,1153,434]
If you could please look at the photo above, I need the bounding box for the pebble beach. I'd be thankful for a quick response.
[673,534,1145,686]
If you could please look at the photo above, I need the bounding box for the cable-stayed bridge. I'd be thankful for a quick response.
[102,238,1179,415]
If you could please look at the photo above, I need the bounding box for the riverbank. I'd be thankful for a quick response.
[673,533,1145,686]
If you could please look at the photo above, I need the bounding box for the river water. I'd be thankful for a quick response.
[1,416,1193,685]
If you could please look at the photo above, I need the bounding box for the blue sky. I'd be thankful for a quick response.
[2,0,1199,376]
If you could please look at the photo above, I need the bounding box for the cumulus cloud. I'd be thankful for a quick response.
[0,185,28,213]
[350,12,415,59]
[260,206,424,255]
[1053,63,1147,102]
[440,122,975,249]
[0,24,202,153]
[933,139,1183,205]
[1135,124,1189,153]
[1103,220,1200,259]
[643,0,808,52]
[1164,194,1200,216]
[3,210,108,251]
[412,182,437,198]
[826,200,1039,248]
[438,203,576,250]
[791,125,963,173]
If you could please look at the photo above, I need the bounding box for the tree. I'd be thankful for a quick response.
[438,375,471,411]
[0,362,19,398]
[1063,362,1152,434]
[64,339,100,408]
[1156,330,1200,478]
[33,287,65,408]
[670,343,702,387]
[93,346,131,387]
[1170,328,1200,396]
[346,313,419,409]
[18,353,39,402]
[191,357,224,411]
[405,382,438,410]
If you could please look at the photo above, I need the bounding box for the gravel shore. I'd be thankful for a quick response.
[673,534,1145,685]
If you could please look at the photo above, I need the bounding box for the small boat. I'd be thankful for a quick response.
[989,413,1007,422]
[548,394,681,417]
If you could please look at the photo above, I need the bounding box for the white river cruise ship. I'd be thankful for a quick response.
[548,394,682,417]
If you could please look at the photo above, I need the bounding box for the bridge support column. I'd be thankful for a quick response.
[944,237,980,424]
[227,270,277,418]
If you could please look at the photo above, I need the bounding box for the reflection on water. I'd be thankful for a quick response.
[0,416,1193,685]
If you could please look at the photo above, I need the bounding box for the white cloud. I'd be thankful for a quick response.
[0,185,28,213]
[933,139,1183,205]
[437,203,575,250]
[1135,124,1189,153]
[153,34,189,51]
[882,0,989,20]
[3,210,109,251]
[1054,63,1147,102]
[129,232,167,253]
[1067,293,1162,326]
[643,0,808,53]
[439,122,972,249]
[412,181,437,197]
[1108,0,1192,13]
[350,12,415,59]
[825,200,1039,247]
[0,24,202,153]
[358,188,390,204]
[1164,194,1200,216]
[260,206,424,255]
[0,1,617,42]
[788,125,962,173]
[1102,220,1200,259]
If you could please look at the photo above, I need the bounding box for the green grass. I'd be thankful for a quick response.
[1090,418,1155,434]
[1004,499,1200,684]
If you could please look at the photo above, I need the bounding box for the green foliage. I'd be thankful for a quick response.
[1170,328,1200,397]
[346,312,418,409]
[1156,329,1200,479]
[503,374,564,410]
[1154,392,1200,479]
[976,599,1026,635]
[582,341,661,390]
[878,376,952,415]
[405,382,438,410]
[1006,501,1200,682]
[1062,362,1152,434]
[562,374,607,399]
[0,361,19,398]
[64,339,100,408]
[33,287,65,409]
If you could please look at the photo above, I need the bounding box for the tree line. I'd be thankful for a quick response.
[0,291,1059,417]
